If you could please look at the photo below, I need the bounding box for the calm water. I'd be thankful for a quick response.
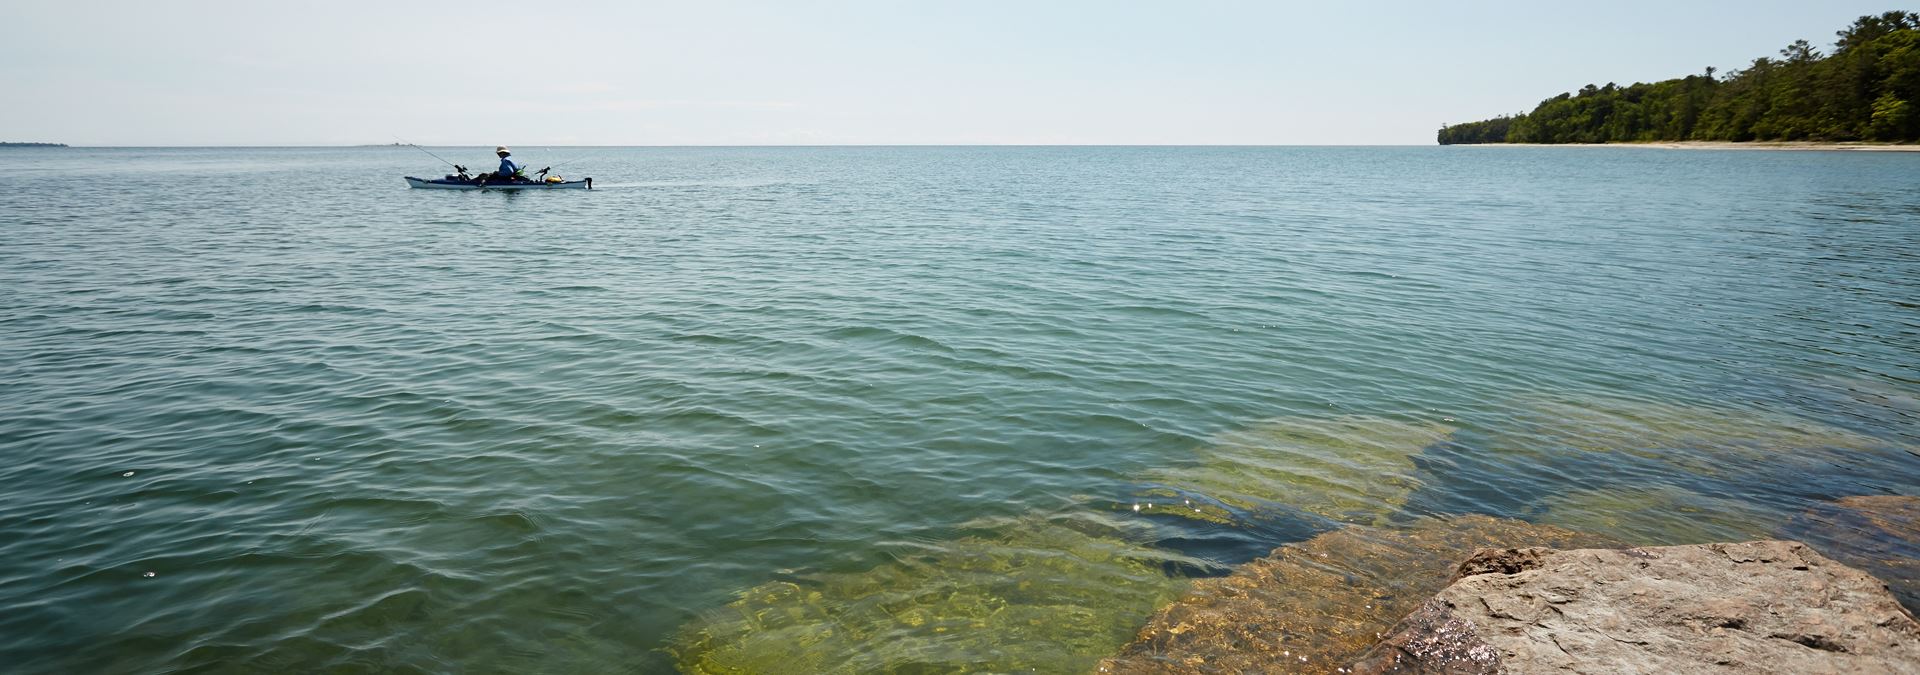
[2,146,1917,673]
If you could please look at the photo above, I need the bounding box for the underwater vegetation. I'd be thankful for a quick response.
[1132,416,1454,528]
[668,512,1202,674]
[672,402,1916,673]
[670,415,1452,674]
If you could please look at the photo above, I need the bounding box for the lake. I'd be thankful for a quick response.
[2,146,1916,673]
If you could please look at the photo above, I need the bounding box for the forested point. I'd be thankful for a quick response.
[1438,11,1920,144]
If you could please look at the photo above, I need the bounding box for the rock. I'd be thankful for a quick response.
[1451,546,1555,580]
[1099,515,1615,674]
[1494,397,1890,464]
[1780,495,1920,615]
[1535,484,1782,546]
[1348,541,1920,674]
[1402,398,1907,531]
[1136,415,1454,528]
[668,513,1197,674]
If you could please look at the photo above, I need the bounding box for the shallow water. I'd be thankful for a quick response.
[1,146,1916,673]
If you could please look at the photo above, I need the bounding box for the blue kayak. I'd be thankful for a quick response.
[404,176,592,190]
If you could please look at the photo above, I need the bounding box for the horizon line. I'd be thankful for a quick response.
[13,142,1440,149]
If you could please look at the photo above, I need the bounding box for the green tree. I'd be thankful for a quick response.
[1781,39,1822,63]
[1439,12,1920,144]
[1837,11,1920,53]
[1870,93,1913,139]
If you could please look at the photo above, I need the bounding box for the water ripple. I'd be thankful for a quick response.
[0,146,1916,672]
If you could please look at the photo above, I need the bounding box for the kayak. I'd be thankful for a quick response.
[404,176,592,190]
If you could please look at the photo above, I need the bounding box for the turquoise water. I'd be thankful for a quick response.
[2,146,1917,673]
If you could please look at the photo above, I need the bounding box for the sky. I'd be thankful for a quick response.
[0,1,1904,146]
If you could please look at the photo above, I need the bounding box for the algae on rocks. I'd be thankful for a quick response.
[1135,415,1454,528]
[673,415,1455,674]
[668,512,1201,674]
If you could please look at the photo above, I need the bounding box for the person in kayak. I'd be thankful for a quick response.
[487,145,528,183]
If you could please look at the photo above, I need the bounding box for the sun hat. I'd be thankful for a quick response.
[496,146,510,154]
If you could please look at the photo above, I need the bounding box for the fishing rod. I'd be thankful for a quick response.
[532,148,592,175]
[395,137,462,171]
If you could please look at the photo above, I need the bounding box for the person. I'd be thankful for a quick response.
[491,145,527,182]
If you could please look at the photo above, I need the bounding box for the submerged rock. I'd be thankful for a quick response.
[1535,484,1782,546]
[1496,396,1890,467]
[1136,415,1453,528]
[1781,495,1920,615]
[673,416,1451,674]
[1348,541,1920,674]
[668,513,1198,674]
[1099,515,1613,674]
[1405,395,1909,533]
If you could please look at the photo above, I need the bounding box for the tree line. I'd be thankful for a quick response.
[1438,11,1920,144]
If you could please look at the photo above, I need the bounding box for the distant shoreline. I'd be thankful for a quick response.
[1459,141,1920,152]
[0,142,68,148]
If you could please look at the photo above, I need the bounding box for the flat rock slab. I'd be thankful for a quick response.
[1780,495,1920,615]
[1349,540,1920,674]
[1098,515,1616,674]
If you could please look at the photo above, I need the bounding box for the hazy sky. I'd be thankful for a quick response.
[0,1,1899,145]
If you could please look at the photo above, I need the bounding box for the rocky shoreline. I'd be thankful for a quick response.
[667,406,1920,674]
[1100,496,1920,674]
